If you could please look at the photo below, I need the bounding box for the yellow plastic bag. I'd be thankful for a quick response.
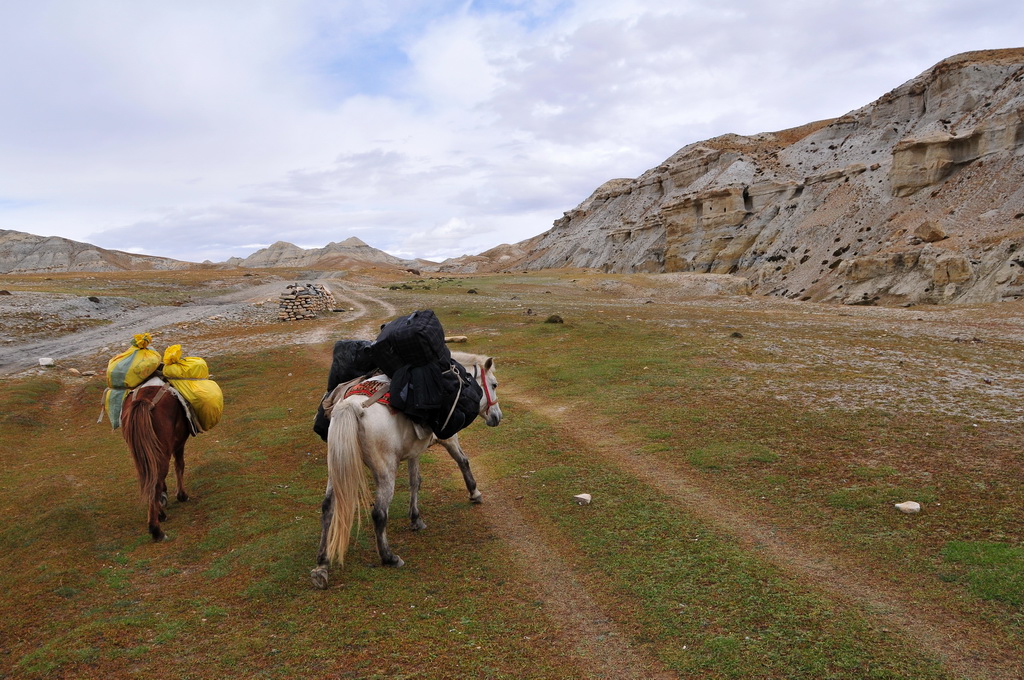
[106,333,161,389]
[162,345,224,431]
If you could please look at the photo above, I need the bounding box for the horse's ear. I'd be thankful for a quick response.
[484,357,493,371]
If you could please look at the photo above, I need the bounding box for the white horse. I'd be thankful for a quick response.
[310,352,501,589]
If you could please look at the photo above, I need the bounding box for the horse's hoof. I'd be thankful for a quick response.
[469,490,483,504]
[310,566,329,590]
[177,491,189,502]
[158,510,167,521]
[411,518,426,531]
[150,528,165,542]
[159,492,168,508]
[384,556,404,568]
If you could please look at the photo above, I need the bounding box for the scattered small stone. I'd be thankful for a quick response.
[467,289,478,294]
[544,314,564,324]
[730,331,744,338]
[0,290,10,295]
[894,501,921,514]
[67,368,81,376]
[445,335,468,343]
[38,357,55,367]
[87,296,100,303]
[573,493,592,505]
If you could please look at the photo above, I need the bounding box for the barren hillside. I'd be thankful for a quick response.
[438,48,1024,306]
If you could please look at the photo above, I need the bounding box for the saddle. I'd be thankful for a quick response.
[344,378,395,412]
[320,374,395,424]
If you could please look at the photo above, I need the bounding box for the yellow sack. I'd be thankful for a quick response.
[102,387,129,429]
[162,345,224,431]
[106,333,161,389]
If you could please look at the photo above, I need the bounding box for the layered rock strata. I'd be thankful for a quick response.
[508,48,1024,305]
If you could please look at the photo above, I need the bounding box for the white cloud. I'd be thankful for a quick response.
[0,0,1021,263]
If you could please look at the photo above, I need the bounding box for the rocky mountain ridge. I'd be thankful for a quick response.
[0,229,193,274]
[226,237,421,270]
[0,231,420,274]
[438,48,1024,305]
[7,47,1024,306]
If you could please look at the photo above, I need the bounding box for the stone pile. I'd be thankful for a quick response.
[277,283,337,321]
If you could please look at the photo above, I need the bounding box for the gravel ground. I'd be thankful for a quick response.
[0,282,287,376]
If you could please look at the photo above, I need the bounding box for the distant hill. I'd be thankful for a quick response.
[0,230,426,274]
[0,229,192,273]
[436,47,1024,305]
[228,237,424,270]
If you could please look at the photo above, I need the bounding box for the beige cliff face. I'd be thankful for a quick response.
[452,48,1024,305]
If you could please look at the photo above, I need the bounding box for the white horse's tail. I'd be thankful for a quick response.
[325,401,372,565]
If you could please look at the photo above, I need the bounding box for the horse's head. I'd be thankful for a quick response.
[454,352,502,427]
[476,356,502,427]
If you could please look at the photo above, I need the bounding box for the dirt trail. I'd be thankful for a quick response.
[497,386,1021,680]
[472,482,676,679]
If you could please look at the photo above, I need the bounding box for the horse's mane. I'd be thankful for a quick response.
[451,351,492,370]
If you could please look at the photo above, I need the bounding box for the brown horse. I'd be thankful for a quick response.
[120,378,192,541]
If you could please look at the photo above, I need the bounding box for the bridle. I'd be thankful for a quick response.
[474,364,498,411]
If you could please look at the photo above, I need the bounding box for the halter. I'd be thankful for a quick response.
[475,365,498,410]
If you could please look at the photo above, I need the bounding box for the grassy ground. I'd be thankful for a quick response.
[0,269,1021,679]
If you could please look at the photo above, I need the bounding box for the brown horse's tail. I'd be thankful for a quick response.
[122,393,165,504]
[325,401,372,565]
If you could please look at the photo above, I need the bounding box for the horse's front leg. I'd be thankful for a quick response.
[438,435,482,503]
[371,466,403,567]
[311,480,333,589]
[408,455,426,531]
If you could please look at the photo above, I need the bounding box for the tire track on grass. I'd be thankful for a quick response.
[500,387,1020,680]
[472,482,677,679]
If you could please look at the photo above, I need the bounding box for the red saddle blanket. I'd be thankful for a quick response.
[344,379,395,411]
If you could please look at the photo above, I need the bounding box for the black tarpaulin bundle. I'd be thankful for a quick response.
[313,311,482,441]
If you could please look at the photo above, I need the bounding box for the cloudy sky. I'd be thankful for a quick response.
[0,1,1020,264]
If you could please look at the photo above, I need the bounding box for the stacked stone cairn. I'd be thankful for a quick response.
[277,283,337,322]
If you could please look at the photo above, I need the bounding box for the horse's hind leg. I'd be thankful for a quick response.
[439,435,482,503]
[408,456,426,531]
[148,455,171,541]
[311,480,333,590]
[173,440,189,502]
[371,466,403,567]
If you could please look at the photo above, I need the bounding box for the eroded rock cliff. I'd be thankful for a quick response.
[470,48,1024,305]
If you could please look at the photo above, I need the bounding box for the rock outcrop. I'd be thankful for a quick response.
[0,229,192,273]
[449,48,1024,305]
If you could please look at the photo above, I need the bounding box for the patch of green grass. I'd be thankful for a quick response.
[4,376,61,406]
[942,541,1024,605]
[826,485,937,511]
[472,414,950,679]
[852,466,897,479]
[689,441,779,470]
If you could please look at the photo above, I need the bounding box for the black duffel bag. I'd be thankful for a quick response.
[389,359,482,440]
[368,310,450,376]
